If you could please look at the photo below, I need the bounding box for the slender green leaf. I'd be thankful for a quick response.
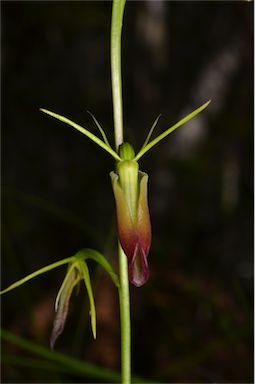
[134,100,211,161]
[1,329,122,382]
[40,109,121,161]
[2,354,73,375]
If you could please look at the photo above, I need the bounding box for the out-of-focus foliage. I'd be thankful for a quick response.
[1,1,253,383]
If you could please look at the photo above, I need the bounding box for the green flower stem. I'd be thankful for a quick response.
[111,1,131,383]
[118,243,131,384]
[111,0,126,150]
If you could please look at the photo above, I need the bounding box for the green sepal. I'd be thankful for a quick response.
[0,257,74,295]
[140,114,161,150]
[74,249,119,288]
[135,100,211,161]
[0,249,119,295]
[78,260,97,339]
[86,110,111,148]
[40,109,121,161]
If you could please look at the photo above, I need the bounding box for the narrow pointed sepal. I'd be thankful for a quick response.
[110,170,151,287]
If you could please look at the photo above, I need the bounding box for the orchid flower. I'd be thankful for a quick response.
[40,100,210,286]
[0,249,119,347]
[110,142,151,286]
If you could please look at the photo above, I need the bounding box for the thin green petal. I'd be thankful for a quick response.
[140,114,161,150]
[134,100,211,161]
[87,111,111,148]
[0,257,74,295]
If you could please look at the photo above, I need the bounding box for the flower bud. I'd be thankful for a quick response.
[110,143,151,287]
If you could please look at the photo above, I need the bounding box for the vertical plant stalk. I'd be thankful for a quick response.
[111,0,126,149]
[118,243,131,384]
[111,1,131,383]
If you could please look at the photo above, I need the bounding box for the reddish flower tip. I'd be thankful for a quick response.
[128,244,150,287]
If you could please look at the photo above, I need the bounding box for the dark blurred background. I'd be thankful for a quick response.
[1,1,253,383]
